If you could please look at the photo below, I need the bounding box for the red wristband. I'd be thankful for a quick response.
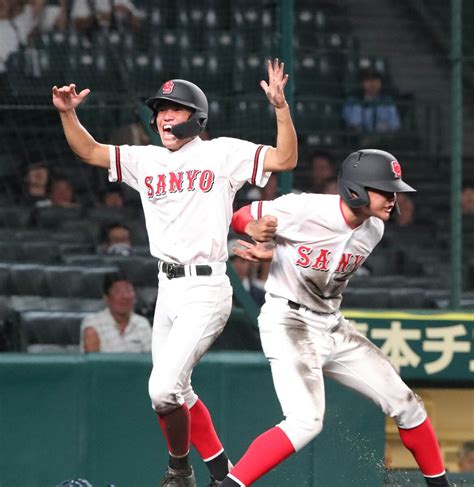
[231,205,253,234]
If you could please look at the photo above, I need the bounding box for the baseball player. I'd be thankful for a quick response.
[52,58,297,487]
[221,149,454,487]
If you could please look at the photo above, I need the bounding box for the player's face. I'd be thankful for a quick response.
[156,102,194,151]
[363,188,396,221]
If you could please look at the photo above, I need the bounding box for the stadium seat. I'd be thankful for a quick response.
[231,95,275,134]
[9,264,48,296]
[0,206,32,229]
[8,310,91,352]
[342,287,391,309]
[44,265,85,298]
[80,266,120,299]
[389,288,425,309]
[8,295,103,313]
[102,256,158,287]
[295,52,344,97]
[0,264,11,294]
[295,97,341,131]
[21,241,61,264]
[31,207,83,230]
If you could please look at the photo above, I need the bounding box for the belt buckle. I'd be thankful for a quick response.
[165,263,177,279]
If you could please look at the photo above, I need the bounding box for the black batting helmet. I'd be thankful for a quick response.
[338,149,416,208]
[145,79,208,139]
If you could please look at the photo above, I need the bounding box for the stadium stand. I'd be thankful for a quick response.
[0,0,472,356]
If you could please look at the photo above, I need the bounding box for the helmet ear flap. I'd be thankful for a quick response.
[338,179,370,208]
[149,112,159,135]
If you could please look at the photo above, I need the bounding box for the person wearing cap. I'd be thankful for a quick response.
[222,149,454,487]
[52,58,297,487]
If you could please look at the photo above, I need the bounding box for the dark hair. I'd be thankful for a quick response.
[359,67,383,81]
[99,221,130,244]
[103,272,131,295]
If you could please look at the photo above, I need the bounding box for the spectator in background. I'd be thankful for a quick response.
[458,441,474,472]
[49,176,80,208]
[342,68,400,139]
[70,0,141,33]
[80,272,151,353]
[22,162,52,207]
[0,0,44,81]
[321,177,338,195]
[37,0,68,32]
[99,221,133,256]
[101,185,125,208]
[228,238,265,308]
[309,150,336,193]
[296,149,336,193]
[461,186,474,215]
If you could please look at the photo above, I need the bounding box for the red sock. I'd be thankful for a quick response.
[398,418,445,477]
[230,427,296,485]
[190,399,224,460]
[158,404,191,456]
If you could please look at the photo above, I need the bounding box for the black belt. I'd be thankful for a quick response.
[159,261,213,279]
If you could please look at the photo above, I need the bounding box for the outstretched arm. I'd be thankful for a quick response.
[260,59,297,173]
[52,84,110,168]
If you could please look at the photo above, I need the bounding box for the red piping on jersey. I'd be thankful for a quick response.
[115,146,122,182]
[339,197,350,226]
[257,201,263,219]
[252,145,264,185]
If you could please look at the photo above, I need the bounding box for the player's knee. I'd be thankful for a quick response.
[148,381,182,415]
[390,390,427,429]
[280,414,324,451]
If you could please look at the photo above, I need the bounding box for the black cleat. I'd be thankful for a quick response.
[158,467,196,487]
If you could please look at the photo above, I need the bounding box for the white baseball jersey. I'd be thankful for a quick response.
[109,136,270,264]
[251,193,384,313]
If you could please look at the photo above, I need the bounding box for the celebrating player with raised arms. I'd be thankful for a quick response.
[224,149,455,487]
[52,58,297,487]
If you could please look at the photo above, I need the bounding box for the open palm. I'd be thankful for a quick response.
[52,83,91,112]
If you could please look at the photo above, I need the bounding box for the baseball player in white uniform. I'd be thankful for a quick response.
[52,58,297,487]
[220,150,454,487]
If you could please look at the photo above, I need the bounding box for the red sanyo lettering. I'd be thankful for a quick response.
[295,248,366,274]
[296,245,312,268]
[336,253,353,273]
[311,249,330,272]
[352,255,366,271]
[145,176,154,198]
[186,170,200,191]
[144,169,216,198]
[169,172,184,193]
[156,174,166,196]
[199,170,215,192]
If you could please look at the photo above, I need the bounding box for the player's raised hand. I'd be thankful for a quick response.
[260,58,289,109]
[246,215,278,242]
[232,239,274,262]
[52,83,91,112]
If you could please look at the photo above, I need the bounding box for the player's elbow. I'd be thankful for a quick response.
[264,148,298,172]
[81,143,111,169]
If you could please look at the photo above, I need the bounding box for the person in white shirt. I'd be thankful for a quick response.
[81,272,151,353]
[52,58,297,487]
[223,149,454,487]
